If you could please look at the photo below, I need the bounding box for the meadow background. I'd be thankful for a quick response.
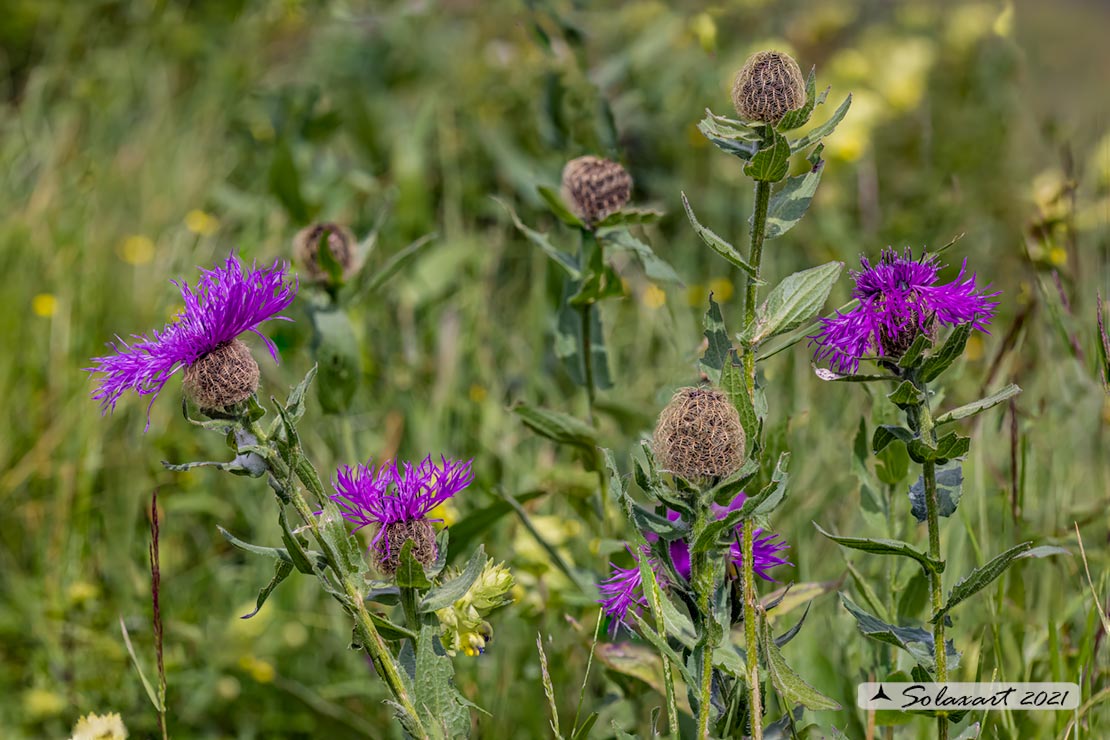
[1,0,1108,737]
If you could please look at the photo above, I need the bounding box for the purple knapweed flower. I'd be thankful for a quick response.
[810,247,998,374]
[599,492,790,632]
[328,456,474,575]
[87,254,297,428]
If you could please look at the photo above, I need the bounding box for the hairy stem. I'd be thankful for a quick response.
[248,421,427,737]
[739,129,774,740]
[693,549,717,739]
[578,229,598,424]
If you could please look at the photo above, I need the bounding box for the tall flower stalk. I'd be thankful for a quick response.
[672,49,852,737]
[810,247,1060,739]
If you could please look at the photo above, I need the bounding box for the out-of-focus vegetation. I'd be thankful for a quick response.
[1,0,1107,737]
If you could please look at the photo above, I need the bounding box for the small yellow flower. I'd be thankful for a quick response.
[642,283,667,309]
[686,283,708,307]
[708,277,734,302]
[428,499,459,527]
[238,655,275,683]
[117,235,155,265]
[1048,247,1067,267]
[215,676,241,701]
[32,293,57,317]
[468,384,488,403]
[67,581,101,607]
[23,688,65,719]
[690,12,717,53]
[185,209,219,236]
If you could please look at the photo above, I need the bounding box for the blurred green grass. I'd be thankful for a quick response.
[0,0,1107,737]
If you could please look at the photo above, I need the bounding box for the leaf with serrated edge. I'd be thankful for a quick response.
[744,129,792,182]
[760,615,840,710]
[936,384,1021,424]
[764,155,824,239]
[513,402,598,449]
[814,522,942,573]
[931,542,1032,623]
[790,94,852,152]
[682,192,756,277]
[744,261,843,344]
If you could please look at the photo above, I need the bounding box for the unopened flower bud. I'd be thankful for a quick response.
[560,156,632,226]
[294,222,358,283]
[653,387,746,483]
[371,519,438,576]
[731,50,806,124]
[183,339,260,410]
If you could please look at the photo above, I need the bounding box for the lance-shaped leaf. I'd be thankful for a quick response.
[513,402,599,449]
[907,431,970,464]
[930,542,1033,623]
[776,66,826,131]
[936,384,1022,425]
[744,128,792,182]
[419,546,487,613]
[1098,292,1110,391]
[555,281,613,390]
[764,147,825,239]
[595,208,664,230]
[681,193,756,277]
[814,523,943,573]
[413,624,473,737]
[700,294,730,381]
[494,196,580,278]
[742,261,843,344]
[840,593,959,671]
[908,462,964,523]
[760,614,840,710]
[537,184,585,228]
[872,424,913,453]
[217,526,327,573]
[789,94,852,153]
[602,229,683,284]
[354,233,435,297]
[697,109,761,160]
[241,559,295,619]
[920,322,972,382]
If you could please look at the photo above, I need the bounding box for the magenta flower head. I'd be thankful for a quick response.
[810,248,998,374]
[88,254,297,428]
[599,492,790,632]
[329,456,474,575]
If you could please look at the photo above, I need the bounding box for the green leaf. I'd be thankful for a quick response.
[742,452,790,517]
[241,559,295,619]
[594,207,665,230]
[908,462,964,523]
[316,500,370,582]
[931,542,1033,623]
[268,139,312,222]
[887,380,924,409]
[311,308,360,414]
[760,615,840,711]
[118,616,165,712]
[513,401,599,449]
[1097,292,1110,391]
[414,624,472,737]
[789,94,852,153]
[742,261,843,344]
[872,425,913,453]
[744,128,792,182]
[283,364,317,426]
[537,184,585,228]
[898,334,933,368]
[814,523,943,574]
[920,322,972,383]
[368,612,416,642]
[700,295,730,381]
[681,192,757,277]
[697,109,761,160]
[936,384,1022,425]
[555,281,613,390]
[602,229,683,284]
[840,593,959,671]
[419,546,487,613]
[393,541,432,589]
[776,66,822,131]
[907,432,971,464]
[721,350,757,444]
[764,148,824,239]
[494,196,580,278]
[1016,545,1071,559]
[358,233,435,296]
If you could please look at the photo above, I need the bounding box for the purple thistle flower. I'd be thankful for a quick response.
[329,456,474,561]
[598,546,664,635]
[599,492,790,632]
[810,247,998,374]
[87,254,297,428]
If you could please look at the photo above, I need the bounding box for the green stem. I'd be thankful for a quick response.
[580,302,595,424]
[742,522,762,738]
[739,128,774,740]
[690,507,724,739]
[909,378,948,740]
[401,587,420,632]
[248,421,427,738]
